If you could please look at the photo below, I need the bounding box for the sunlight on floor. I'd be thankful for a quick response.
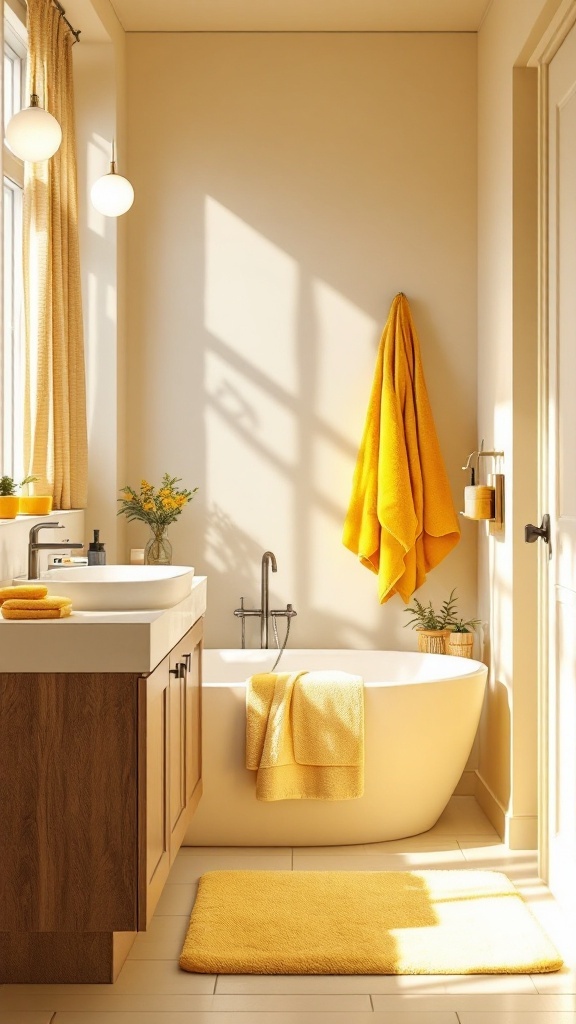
[1,796,575,1024]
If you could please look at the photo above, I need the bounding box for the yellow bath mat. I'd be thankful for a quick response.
[179,869,563,975]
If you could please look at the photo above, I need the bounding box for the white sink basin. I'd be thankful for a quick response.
[29,564,195,611]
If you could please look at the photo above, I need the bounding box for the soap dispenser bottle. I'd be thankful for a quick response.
[87,529,106,565]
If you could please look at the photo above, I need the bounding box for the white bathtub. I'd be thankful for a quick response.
[184,649,488,847]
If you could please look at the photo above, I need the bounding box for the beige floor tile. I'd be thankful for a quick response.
[458,836,508,848]
[0,993,215,1013]
[297,838,461,855]
[459,844,538,867]
[373,993,576,1012]
[440,976,538,994]
[458,837,511,849]
[426,797,499,836]
[180,846,292,856]
[372,836,462,852]
[0,1015,54,1024]
[210,993,371,1011]
[215,974,452,994]
[531,968,576,994]
[52,1014,458,1024]
[458,1013,576,1023]
[367,848,468,867]
[370,1016,458,1024]
[154,882,197,916]
[168,851,292,884]
[128,915,190,959]
[111,960,215,994]
[291,850,466,871]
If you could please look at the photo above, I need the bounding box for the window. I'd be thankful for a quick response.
[2,3,26,481]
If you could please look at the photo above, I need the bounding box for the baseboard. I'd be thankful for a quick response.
[505,814,538,850]
[475,772,538,849]
[474,773,506,837]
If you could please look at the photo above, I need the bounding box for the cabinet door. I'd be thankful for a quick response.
[168,618,203,858]
[138,655,170,929]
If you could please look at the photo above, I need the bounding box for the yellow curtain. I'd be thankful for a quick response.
[23,0,87,509]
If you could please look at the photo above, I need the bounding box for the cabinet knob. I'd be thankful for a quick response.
[169,662,186,679]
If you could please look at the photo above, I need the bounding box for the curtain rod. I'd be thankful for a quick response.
[51,0,81,42]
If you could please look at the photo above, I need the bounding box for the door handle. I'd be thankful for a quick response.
[169,662,186,678]
[524,513,552,557]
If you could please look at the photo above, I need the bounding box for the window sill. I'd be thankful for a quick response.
[0,508,82,529]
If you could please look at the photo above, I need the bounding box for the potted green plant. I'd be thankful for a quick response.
[403,589,459,654]
[446,616,481,659]
[0,475,51,519]
[0,476,20,519]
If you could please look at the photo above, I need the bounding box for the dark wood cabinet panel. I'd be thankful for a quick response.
[0,672,138,933]
[0,617,203,983]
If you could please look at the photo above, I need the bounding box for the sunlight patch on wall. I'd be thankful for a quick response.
[312,279,378,505]
[204,196,298,392]
[204,347,297,473]
[205,400,293,569]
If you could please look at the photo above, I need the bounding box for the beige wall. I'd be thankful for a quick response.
[125,32,478,650]
[476,0,562,846]
[74,0,128,563]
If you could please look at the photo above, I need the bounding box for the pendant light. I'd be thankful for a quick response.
[5,93,62,162]
[90,140,134,217]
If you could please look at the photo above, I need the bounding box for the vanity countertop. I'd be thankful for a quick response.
[0,575,207,674]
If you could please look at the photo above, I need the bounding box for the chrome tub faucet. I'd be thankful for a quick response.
[234,550,297,649]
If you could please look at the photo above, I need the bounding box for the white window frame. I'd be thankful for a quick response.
[2,1,27,482]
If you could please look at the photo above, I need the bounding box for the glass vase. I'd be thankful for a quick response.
[144,528,172,566]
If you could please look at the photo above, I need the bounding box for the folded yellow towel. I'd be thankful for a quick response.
[1,596,73,620]
[342,293,460,603]
[246,671,364,801]
[0,584,48,605]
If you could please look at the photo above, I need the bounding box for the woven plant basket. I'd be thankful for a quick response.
[416,629,451,654]
[446,632,475,658]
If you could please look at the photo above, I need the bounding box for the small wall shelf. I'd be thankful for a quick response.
[460,443,505,534]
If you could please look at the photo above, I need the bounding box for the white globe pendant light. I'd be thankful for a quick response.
[5,94,62,162]
[90,140,134,217]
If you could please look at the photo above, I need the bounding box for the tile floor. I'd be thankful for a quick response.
[1,796,576,1024]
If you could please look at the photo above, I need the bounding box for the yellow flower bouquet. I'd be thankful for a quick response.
[118,474,198,565]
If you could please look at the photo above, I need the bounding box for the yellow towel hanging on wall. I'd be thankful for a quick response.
[342,293,460,603]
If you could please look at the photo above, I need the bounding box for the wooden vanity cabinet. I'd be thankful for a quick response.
[140,617,203,928]
[0,617,203,983]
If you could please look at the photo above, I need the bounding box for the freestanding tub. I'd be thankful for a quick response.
[184,649,488,847]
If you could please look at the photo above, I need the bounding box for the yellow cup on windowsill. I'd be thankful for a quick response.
[18,495,53,515]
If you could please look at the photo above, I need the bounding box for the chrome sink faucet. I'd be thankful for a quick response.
[28,521,84,580]
[234,550,297,649]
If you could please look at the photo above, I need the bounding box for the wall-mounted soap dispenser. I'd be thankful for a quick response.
[461,441,504,534]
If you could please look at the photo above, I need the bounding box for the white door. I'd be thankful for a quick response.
[545,21,576,912]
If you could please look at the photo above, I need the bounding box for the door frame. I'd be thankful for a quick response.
[528,0,576,887]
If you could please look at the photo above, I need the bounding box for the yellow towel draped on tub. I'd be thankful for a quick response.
[343,293,460,603]
[246,671,364,801]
